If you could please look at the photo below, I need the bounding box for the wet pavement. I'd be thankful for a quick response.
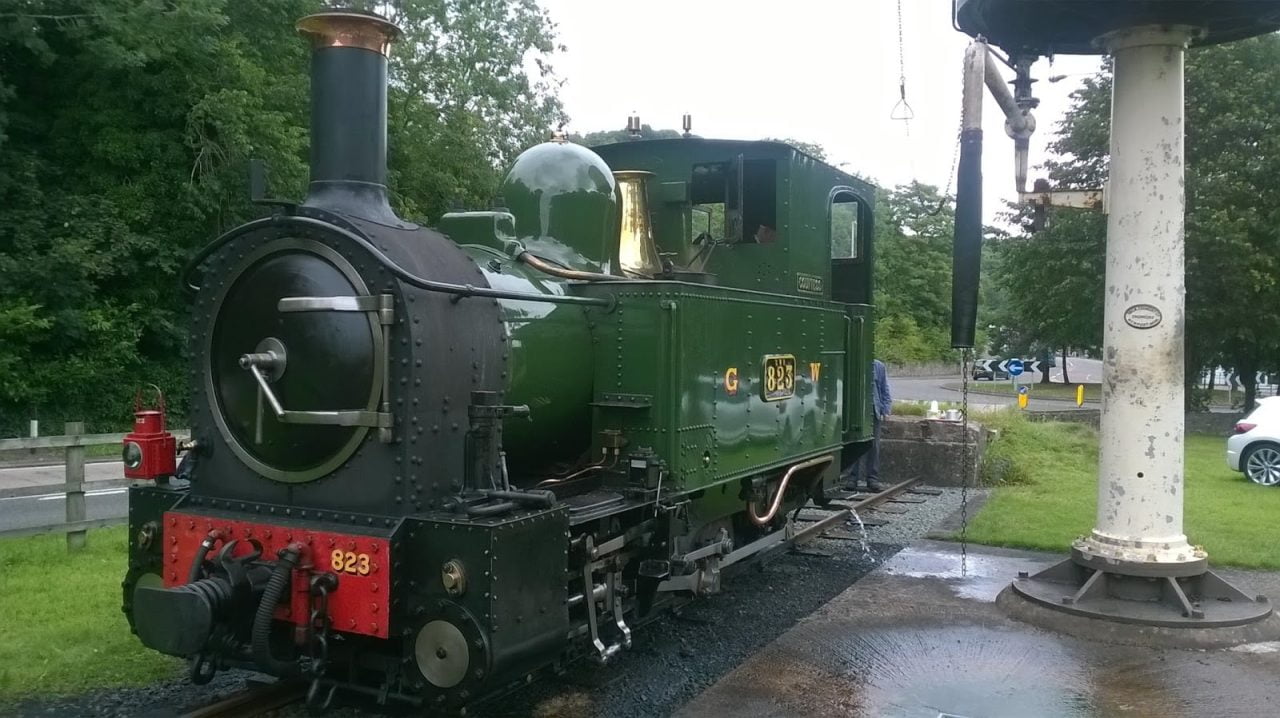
[678,540,1280,718]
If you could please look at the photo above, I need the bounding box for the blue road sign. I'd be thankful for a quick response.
[1007,358,1024,376]
[1018,385,1029,395]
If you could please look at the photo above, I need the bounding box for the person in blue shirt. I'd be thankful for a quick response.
[846,359,890,492]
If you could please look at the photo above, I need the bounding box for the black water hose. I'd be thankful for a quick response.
[182,215,613,309]
[951,127,983,348]
[460,500,518,516]
[252,544,303,676]
[480,488,557,507]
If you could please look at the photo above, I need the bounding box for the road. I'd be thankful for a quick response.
[0,485,129,534]
[890,361,1100,411]
[0,460,129,534]
[979,356,1103,384]
[1031,356,1103,383]
[0,459,126,492]
[892,376,1084,410]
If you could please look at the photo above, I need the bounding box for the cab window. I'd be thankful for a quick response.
[830,191,860,259]
[689,158,776,244]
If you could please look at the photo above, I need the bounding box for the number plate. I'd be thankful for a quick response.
[761,354,796,401]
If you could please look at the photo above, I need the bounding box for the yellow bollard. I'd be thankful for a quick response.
[1017,391,1028,409]
[1076,384,1085,407]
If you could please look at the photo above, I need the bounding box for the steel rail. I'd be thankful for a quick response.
[177,680,304,718]
[791,477,923,546]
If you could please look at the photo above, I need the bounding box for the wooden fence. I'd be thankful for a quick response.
[0,424,188,549]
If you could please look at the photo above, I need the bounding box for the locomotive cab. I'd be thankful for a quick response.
[590,138,875,302]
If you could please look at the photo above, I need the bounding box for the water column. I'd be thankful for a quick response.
[1078,26,1202,571]
[1005,22,1272,637]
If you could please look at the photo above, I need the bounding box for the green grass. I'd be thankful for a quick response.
[964,413,1280,569]
[0,527,179,700]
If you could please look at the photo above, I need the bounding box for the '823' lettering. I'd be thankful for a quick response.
[330,549,371,576]
[762,354,796,401]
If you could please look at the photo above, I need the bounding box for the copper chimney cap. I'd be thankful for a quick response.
[296,10,401,57]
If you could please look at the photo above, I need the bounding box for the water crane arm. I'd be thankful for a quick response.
[952,39,1039,349]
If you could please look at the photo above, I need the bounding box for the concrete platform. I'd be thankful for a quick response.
[677,540,1280,718]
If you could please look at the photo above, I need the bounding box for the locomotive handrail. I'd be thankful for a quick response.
[183,214,615,309]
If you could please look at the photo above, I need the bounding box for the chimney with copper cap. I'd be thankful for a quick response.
[295,10,401,221]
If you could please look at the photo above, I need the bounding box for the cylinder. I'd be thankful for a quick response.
[309,47,388,188]
[1081,25,1201,567]
[296,12,401,215]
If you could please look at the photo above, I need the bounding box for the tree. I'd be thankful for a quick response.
[1183,36,1280,412]
[989,35,1280,410]
[873,182,979,364]
[376,0,566,219]
[990,208,1105,380]
[0,1,564,433]
[570,124,683,146]
[761,137,827,161]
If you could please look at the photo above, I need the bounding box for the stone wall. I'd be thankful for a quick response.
[879,416,986,487]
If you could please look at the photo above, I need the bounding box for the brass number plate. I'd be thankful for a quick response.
[761,354,796,401]
[330,550,371,576]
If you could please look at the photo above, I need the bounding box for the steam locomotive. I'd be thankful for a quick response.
[121,9,877,710]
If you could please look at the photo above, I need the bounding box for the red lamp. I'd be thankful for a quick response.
[123,386,177,481]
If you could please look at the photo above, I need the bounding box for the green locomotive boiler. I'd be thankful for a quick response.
[122,10,877,710]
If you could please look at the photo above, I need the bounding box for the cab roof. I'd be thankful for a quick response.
[589,137,876,193]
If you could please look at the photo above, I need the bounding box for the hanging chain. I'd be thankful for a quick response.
[305,573,338,711]
[941,114,962,200]
[890,0,915,128]
[921,115,964,217]
[959,348,973,577]
[896,0,906,89]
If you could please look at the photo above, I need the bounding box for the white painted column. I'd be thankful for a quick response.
[1079,25,1203,567]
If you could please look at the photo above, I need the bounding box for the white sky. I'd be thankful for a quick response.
[539,0,1104,224]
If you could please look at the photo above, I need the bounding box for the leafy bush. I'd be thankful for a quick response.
[978,411,1097,487]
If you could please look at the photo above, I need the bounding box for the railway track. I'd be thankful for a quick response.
[177,680,305,718]
[791,477,937,547]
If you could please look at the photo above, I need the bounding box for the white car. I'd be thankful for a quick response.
[1227,396,1280,486]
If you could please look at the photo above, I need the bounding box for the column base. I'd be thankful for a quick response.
[999,553,1277,648]
[1071,544,1206,577]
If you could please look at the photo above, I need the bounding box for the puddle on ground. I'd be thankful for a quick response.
[1230,641,1280,653]
[879,547,1048,602]
[780,623,1181,718]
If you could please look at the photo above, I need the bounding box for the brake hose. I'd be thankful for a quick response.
[251,543,303,675]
